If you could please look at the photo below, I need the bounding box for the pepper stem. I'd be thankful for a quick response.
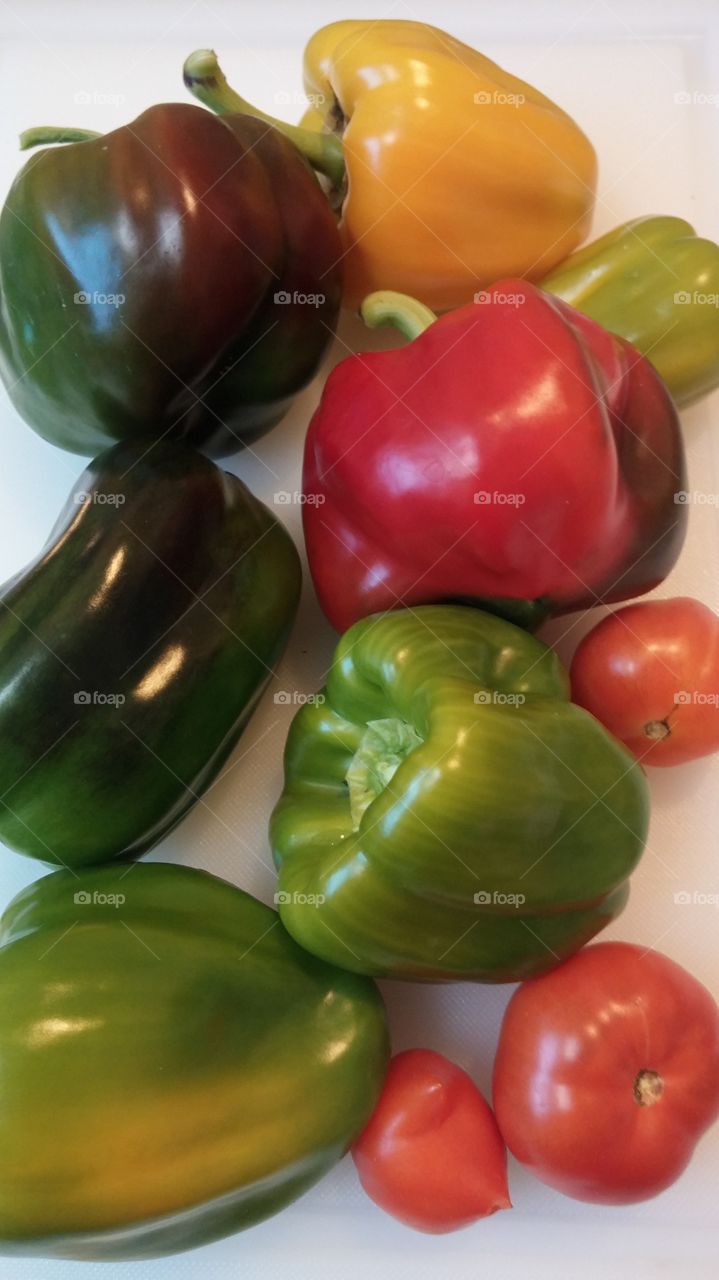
[360,291,438,341]
[182,49,345,190]
[20,126,102,151]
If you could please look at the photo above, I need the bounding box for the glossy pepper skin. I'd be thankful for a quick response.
[541,215,719,407]
[270,606,649,982]
[0,862,389,1259]
[303,280,686,634]
[301,19,597,309]
[0,104,341,456]
[0,441,300,868]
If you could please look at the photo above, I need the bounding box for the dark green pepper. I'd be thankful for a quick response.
[271,606,650,982]
[0,862,389,1259]
[0,441,300,867]
[0,104,342,456]
[541,215,719,406]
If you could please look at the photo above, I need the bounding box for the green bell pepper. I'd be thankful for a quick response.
[541,215,719,406]
[0,862,389,1259]
[271,606,650,982]
[0,105,342,457]
[0,440,300,868]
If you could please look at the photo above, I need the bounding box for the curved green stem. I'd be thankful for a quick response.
[20,126,102,151]
[360,291,437,341]
[183,48,345,190]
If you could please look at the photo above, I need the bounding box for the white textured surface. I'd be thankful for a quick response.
[0,1,718,1276]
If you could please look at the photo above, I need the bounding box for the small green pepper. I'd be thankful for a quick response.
[0,440,300,867]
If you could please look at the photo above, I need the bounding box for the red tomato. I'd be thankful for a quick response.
[352,1048,510,1232]
[570,596,719,766]
[493,942,719,1204]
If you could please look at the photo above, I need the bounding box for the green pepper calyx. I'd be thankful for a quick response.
[345,717,423,830]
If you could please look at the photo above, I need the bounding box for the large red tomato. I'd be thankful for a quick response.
[352,1048,510,1232]
[493,942,719,1204]
[570,597,719,766]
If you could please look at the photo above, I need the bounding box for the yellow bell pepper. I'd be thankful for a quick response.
[183,22,597,311]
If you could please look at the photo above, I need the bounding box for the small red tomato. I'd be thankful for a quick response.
[493,941,719,1204]
[352,1048,511,1233]
[570,596,719,765]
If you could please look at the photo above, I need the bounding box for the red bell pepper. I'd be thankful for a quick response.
[302,281,686,632]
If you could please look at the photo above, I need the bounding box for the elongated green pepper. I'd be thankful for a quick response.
[271,606,650,982]
[0,441,300,868]
[541,215,719,405]
[0,862,388,1259]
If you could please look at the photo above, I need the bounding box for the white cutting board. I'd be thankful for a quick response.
[0,1,718,1277]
